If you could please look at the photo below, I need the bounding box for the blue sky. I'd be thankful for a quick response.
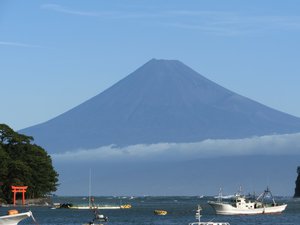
[1,0,300,130]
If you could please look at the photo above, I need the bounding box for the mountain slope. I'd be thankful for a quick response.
[20,59,300,153]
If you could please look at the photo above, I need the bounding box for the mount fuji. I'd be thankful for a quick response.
[20,59,300,153]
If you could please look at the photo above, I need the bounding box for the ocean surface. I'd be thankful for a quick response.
[1,196,300,225]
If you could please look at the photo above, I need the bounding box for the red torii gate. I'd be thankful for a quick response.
[11,186,28,205]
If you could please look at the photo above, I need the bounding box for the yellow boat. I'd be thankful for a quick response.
[120,204,132,209]
[154,210,167,215]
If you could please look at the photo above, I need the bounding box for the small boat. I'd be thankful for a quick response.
[188,205,230,225]
[0,210,32,225]
[208,187,287,215]
[82,214,108,225]
[120,204,132,209]
[82,196,108,225]
[154,209,167,215]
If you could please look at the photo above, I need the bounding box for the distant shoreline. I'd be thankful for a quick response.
[0,197,52,207]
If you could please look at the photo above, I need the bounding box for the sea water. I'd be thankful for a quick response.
[1,196,300,225]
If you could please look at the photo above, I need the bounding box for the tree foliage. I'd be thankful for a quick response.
[0,124,59,203]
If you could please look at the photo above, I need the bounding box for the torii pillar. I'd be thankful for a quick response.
[11,186,28,205]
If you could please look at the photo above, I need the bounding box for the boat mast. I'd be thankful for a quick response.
[237,185,242,196]
[256,186,276,205]
[266,186,276,205]
[195,205,202,224]
[89,168,92,207]
[217,188,223,202]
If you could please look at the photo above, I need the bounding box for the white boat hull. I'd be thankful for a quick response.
[208,201,287,215]
[70,205,121,209]
[0,211,31,225]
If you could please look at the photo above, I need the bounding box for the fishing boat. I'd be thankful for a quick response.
[188,205,230,225]
[0,210,32,225]
[208,187,287,215]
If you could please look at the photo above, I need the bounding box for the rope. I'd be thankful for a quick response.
[29,211,40,225]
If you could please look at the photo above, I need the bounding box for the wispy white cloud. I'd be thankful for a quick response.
[41,4,163,19]
[0,41,42,48]
[52,133,300,163]
[164,22,245,36]
[163,11,300,36]
[41,4,104,17]
[40,5,300,36]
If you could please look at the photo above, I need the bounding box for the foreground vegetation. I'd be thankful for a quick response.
[0,124,58,203]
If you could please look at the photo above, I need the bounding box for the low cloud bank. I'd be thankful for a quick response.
[52,133,300,162]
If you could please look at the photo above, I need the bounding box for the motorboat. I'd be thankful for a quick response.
[0,210,32,225]
[208,187,287,215]
[188,205,230,225]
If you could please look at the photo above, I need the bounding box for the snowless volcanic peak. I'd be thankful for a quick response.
[20,59,300,153]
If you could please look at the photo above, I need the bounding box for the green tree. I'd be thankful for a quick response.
[0,124,58,203]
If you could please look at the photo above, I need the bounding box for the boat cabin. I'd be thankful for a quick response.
[234,196,256,209]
